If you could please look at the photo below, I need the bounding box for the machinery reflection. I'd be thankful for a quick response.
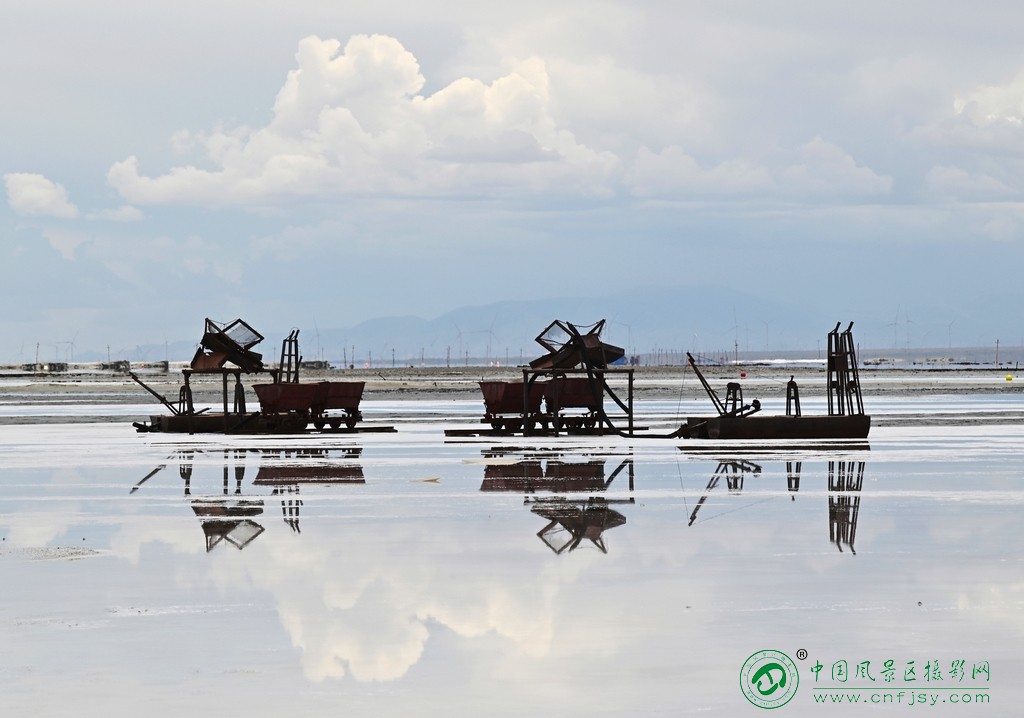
[687,457,867,554]
[182,449,265,552]
[480,447,635,554]
[131,446,365,548]
[827,459,864,554]
[253,447,364,535]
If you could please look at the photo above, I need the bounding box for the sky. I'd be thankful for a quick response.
[4,1,1024,363]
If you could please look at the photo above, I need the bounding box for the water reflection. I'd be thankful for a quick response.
[687,457,867,554]
[132,446,366,547]
[479,448,635,554]
[253,447,365,486]
[192,499,265,551]
[529,498,628,554]
[129,443,867,557]
[176,449,266,552]
[828,459,864,554]
[686,459,762,526]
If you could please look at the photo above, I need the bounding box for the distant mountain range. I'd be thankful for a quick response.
[83,285,1023,366]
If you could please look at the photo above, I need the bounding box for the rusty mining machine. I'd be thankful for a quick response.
[131,317,378,434]
[463,319,636,436]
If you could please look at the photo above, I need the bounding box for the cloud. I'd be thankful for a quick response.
[34,226,243,285]
[86,205,144,222]
[86,234,244,285]
[910,70,1024,152]
[108,34,618,206]
[41,228,89,260]
[954,70,1024,128]
[925,165,1015,200]
[4,172,79,218]
[628,137,891,200]
[423,129,558,163]
[629,145,773,198]
[779,136,893,197]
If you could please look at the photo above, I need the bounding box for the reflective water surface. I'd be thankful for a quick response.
[1,400,1022,715]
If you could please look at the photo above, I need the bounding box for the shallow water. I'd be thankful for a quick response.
[0,398,1020,716]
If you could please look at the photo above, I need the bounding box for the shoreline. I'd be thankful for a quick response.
[1,363,1022,402]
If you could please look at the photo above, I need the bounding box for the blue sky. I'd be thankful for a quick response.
[4,1,1024,362]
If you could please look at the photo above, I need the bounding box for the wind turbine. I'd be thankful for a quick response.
[904,309,915,357]
[885,305,901,354]
[486,317,497,363]
[453,323,463,361]
[57,333,78,363]
[730,308,740,364]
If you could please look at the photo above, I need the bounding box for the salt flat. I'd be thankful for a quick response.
[0,370,1020,716]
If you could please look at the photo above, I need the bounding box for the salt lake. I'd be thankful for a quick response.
[0,393,1021,716]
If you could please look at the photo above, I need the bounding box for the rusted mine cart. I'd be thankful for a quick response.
[253,381,365,431]
[479,380,547,432]
[251,383,317,432]
[544,376,603,431]
[311,381,364,430]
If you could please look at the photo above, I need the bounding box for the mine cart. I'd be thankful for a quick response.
[479,380,547,431]
[252,383,319,432]
[310,381,364,430]
[253,381,365,431]
[544,376,603,430]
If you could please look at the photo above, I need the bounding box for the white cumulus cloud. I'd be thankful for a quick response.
[108,34,618,206]
[4,172,79,218]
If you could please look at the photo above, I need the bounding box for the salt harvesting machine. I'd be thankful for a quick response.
[461,319,636,436]
[130,316,870,440]
[131,318,381,434]
[465,319,869,440]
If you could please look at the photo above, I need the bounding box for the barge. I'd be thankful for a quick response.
[676,322,871,440]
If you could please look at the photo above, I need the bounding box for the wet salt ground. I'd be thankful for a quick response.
[0,399,1022,716]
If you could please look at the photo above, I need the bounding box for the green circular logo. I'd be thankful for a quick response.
[740,650,800,709]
